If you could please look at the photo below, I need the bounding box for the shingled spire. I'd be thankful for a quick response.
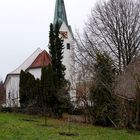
[53,0,68,27]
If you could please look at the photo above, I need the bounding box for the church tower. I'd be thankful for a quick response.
[53,0,74,81]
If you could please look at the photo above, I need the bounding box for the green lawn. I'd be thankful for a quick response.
[0,113,140,140]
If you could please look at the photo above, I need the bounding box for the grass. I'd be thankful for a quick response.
[0,113,140,140]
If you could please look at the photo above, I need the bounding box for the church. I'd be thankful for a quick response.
[4,0,75,107]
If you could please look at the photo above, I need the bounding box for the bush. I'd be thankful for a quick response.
[1,107,12,112]
[69,108,84,115]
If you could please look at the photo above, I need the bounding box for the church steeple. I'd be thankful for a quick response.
[53,0,68,27]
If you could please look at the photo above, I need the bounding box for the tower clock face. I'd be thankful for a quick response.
[60,31,68,39]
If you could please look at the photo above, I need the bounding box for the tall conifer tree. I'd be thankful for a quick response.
[54,23,65,86]
[49,23,57,74]
[48,23,69,117]
[90,52,116,125]
[19,70,36,108]
[49,23,66,87]
[41,65,55,109]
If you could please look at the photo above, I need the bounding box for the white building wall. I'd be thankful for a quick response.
[59,22,74,81]
[5,75,20,107]
[4,48,43,107]
[59,22,76,103]
[28,68,41,79]
[5,68,42,107]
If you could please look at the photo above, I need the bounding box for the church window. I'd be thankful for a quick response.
[67,43,70,50]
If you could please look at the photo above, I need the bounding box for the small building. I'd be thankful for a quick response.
[4,49,51,107]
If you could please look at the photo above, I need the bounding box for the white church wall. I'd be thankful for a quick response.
[59,22,74,80]
[59,22,77,104]
[5,68,41,107]
[28,68,41,79]
[5,75,20,107]
[4,48,43,107]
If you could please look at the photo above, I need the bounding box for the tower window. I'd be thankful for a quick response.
[67,43,70,50]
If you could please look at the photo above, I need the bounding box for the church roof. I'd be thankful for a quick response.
[11,48,42,74]
[4,48,43,85]
[53,0,68,27]
[4,49,51,85]
[29,50,51,69]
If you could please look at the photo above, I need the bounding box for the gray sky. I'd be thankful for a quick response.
[0,0,97,81]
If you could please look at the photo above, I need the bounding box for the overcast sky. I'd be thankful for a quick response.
[0,0,98,81]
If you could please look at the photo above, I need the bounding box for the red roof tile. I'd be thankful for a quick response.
[29,50,51,69]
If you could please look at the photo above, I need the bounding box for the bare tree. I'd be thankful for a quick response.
[73,0,140,127]
[72,51,117,126]
[75,0,140,73]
